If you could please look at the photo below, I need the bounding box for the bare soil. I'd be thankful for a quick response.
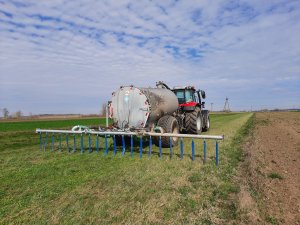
[237,112,300,225]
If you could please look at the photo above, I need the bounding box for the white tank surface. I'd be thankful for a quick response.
[110,86,179,129]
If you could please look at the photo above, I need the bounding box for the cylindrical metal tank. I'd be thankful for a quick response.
[110,86,178,129]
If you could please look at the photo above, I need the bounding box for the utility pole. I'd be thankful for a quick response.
[210,103,213,112]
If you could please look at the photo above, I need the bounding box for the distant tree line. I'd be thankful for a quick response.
[1,108,23,119]
[1,103,112,119]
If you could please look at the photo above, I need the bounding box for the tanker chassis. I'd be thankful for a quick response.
[109,81,210,147]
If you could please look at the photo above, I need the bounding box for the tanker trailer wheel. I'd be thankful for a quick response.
[156,115,179,147]
[185,107,202,134]
[114,135,131,146]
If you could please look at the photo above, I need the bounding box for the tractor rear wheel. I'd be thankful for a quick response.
[185,107,202,134]
[157,115,179,147]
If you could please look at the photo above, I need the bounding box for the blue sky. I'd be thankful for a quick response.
[0,0,299,114]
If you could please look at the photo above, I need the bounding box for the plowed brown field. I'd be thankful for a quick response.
[238,112,300,225]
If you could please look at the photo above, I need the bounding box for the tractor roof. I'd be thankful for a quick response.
[172,86,196,91]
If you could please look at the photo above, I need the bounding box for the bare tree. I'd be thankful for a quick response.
[15,110,22,118]
[2,108,9,118]
[100,103,107,117]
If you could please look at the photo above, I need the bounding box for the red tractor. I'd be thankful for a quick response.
[156,81,210,135]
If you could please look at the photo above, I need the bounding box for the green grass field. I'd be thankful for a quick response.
[0,113,253,224]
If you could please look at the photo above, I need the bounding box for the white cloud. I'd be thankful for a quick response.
[0,0,299,114]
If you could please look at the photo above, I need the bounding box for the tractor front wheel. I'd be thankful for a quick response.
[203,114,210,131]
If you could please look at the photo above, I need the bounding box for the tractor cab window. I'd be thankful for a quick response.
[174,90,185,104]
[174,89,195,104]
[185,90,194,102]
[194,92,200,103]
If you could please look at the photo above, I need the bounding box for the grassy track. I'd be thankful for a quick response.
[0,113,253,224]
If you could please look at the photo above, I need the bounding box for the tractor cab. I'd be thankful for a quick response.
[172,86,206,111]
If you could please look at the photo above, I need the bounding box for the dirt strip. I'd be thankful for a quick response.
[237,112,300,225]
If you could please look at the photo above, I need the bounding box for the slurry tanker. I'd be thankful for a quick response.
[109,81,210,147]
